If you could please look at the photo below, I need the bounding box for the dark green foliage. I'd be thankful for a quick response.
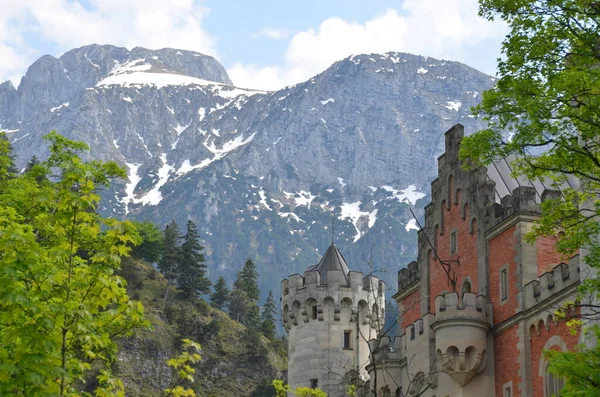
[0,132,17,181]
[250,379,277,397]
[236,258,260,303]
[178,220,211,299]
[131,221,163,263]
[159,220,181,285]
[229,286,250,323]
[229,259,261,328]
[24,155,39,173]
[211,276,230,310]
[174,301,220,344]
[244,327,269,362]
[261,290,277,340]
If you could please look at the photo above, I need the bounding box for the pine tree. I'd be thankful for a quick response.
[211,276,230,310]
[237,258,260,303]
[0,132,17,180]
[261,290,277,340]
[24,155,40,173]
[229,287,250,323]
[177,220,211,299]
[159,220,181,289]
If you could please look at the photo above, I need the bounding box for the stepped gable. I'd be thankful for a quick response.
[309,243,351,284]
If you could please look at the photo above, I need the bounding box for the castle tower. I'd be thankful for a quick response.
[281,243,385,397]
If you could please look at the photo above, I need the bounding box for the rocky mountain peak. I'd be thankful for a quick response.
[1,45,494,298]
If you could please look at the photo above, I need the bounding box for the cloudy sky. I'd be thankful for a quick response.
[0,0,507,90]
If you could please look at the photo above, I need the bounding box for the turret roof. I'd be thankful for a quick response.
[308,243,350,284]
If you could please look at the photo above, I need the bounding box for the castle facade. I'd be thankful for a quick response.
[373,124,581,397]
[283,124,581,397]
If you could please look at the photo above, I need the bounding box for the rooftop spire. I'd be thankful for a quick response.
[314,243,350,284]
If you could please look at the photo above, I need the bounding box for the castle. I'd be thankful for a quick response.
[282,124,583,397]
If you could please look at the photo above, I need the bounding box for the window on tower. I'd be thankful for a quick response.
[501,268,508,301]
[450,231,458,254]
[343,330,352,349]
[312,306,318,320]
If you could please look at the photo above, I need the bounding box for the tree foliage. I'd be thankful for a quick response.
[178,220,211,299]
[210,276,230,310]
[261,290,277,340]
[0,131,146,396]
[131,221,164,263]
[159,220,182,288]
[460,1,600,395]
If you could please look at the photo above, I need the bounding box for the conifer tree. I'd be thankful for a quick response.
[237,258,260,303]
[261,290,277,340]
[24,155,39,173]
[178,220,211,299]
[0,132,17,181]
[211,276,230,310]
[229,286,249,323]
[159,220,181,288]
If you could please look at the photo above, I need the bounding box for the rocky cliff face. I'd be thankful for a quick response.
[0,45,493,296]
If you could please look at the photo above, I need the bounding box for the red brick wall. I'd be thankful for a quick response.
[429,194,478,310]
[495,324,521,397]
[399,288,422,329]
[529,318,580,396]
[536,235,564,275]
[488,225,518,325]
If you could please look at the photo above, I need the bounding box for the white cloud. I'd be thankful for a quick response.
[229,1,507,90]
[251,28,289,40]
[0,0,215,85]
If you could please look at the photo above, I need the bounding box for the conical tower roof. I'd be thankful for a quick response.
[312,243,350,284]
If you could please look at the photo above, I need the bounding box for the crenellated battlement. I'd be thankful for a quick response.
[403,313,435,352]
[369,335,403,362]
[523,255,580,310]
[281,268,385,331]
[434,292,492,325]
[398,261,420,292]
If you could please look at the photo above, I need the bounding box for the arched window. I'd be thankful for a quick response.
[395,387,402,397]
[462,280,472,294]
[545,368,565,397]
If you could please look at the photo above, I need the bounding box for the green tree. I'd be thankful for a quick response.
[460,1,600,395]
[237,258,260,303]
[211,276,230,310]
[159,220,182,292]
[131,221,164,263]
[261,290,277,340]
[243,326,268,362]
[0,131,146,396]
[24,154,40,173]
[229,286,250,323]
[178,220,211,299]
[0,132,17,181]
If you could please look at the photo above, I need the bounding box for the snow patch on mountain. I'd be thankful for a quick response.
[381,185,426,205]
[339,201,378,242]
[405,218,419,231]
[176,132,257,175]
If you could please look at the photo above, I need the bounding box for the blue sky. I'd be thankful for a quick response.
[0,0,506,90]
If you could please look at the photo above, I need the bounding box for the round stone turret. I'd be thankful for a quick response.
[281,243,385,397]
[431,292,492,387]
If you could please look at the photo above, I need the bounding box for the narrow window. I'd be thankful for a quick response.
[462,280,472,294]
[310,379,318,389]
[312,306,318,320]
[410,326,415,340]
[343,330,352,349]
[501,268,508,301]
[450,231,457,254]
[504,385,511,397]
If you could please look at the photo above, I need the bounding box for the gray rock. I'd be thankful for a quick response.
[0,45,492,299]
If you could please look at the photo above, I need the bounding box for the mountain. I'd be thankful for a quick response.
[0,44,493,297]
